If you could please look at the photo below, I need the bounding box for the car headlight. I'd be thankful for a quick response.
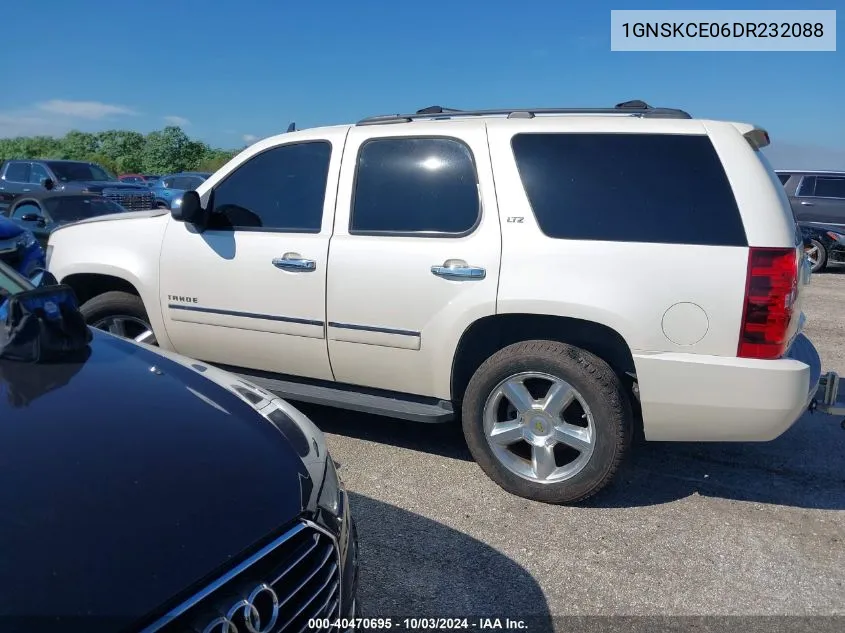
[826,231,845,242]
[17,230,36,249]
[318,455,343,517]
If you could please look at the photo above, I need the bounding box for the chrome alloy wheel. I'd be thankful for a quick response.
[91,315,157,345]
[804,241,822,271]
[482,371,596,484]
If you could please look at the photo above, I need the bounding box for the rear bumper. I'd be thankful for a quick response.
[634,334,823,441]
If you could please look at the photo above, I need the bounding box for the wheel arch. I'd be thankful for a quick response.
[450,313,638,410]
[59,267,172,349]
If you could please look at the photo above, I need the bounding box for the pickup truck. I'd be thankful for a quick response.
[45,101,845,504]
[0,159,155,213]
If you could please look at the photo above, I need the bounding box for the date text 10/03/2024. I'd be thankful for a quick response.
[308,618,529,630]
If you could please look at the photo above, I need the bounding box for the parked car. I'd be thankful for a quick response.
[0,259,359,632]
[118,173,148,184]
[0,159,156,212]
[4,192,129,249]
[149,172,211,209]
[46,100,844,504]
[0,214,44,277]
[777,169,845,225]
[799,221,845,273]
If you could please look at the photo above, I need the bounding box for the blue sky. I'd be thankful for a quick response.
[0,0,842,167]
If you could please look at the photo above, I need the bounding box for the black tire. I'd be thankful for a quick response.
[806,238,827,273]
[79,291,154,342]
[461,340,632,505]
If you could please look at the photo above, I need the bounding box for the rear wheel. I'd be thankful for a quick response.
[461,340,632,504]
[80,291,157,345]
[805,238,827,273]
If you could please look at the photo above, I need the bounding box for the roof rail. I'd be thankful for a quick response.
[356,100,692,126]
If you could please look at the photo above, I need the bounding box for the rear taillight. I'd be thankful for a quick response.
[737,247,798,360]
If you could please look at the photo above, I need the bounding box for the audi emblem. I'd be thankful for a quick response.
[200,583,280,633]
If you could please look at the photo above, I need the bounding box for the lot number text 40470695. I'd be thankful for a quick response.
[307,617,529,630]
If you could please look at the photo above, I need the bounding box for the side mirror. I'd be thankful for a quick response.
[20,213,45,225]
[29,268,58,288]
[40,177,55,190]
[171,190,208,231]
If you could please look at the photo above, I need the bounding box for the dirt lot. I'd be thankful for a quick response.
[309,269,845,623]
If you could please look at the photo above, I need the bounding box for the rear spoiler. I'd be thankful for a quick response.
[743,127,771,150]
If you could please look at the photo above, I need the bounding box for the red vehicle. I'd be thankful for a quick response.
[118,174,159,184]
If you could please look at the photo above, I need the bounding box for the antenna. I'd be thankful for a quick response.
[286,122,296,133]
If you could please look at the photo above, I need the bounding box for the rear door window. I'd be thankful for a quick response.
[814,176,845,199]
[510,133,747,247]
[3,162,31,183]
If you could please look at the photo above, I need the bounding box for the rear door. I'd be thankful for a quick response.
[790,175,845,224]
[326,121,501,399]
[0,162,32,210]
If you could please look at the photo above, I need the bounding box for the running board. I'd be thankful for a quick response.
[229,370,455,424]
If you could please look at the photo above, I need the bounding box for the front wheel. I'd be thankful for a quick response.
[80,291,157,345]
[461,340,632,504]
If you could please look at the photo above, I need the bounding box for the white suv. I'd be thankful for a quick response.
[46,101,840,504]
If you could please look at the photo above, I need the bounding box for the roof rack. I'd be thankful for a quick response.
[356,100,693,126]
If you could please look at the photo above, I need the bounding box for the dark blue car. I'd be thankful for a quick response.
[0,259,360,632]
[149,172,211,209]
[0,214,45,278]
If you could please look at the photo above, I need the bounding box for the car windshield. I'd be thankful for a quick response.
[46,161,115,183]
[0,260,32,302]
[44,196,125,223]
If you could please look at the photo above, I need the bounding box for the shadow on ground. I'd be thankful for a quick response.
[348,492,552,626]
[304,404,845,511]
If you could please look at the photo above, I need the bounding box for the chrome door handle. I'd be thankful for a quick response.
[431,259,486,281]
[272,252,316,272]
[800,201,814,206]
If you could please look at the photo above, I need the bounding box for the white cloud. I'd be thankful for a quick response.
[243,134,259,143]
[164,115,190,126]
[0,112,59,138]
[0,99,141,138]
[36,99,138,119]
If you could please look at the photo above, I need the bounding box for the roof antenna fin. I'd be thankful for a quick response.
[286,122,296,133]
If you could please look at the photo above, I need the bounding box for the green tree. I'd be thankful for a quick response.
[0,125,236,176]
[60,130,99,160]
[97,130,146,173]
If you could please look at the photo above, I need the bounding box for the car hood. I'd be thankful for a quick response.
[0,330,313,626]
[62,180,151,191]
[0,216,24,239]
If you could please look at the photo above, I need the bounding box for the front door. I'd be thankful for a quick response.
[158,129,348,381]
[326,121,502,400]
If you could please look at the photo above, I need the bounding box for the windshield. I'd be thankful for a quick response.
[0,260,32,302]
[45,196,125,222]
[46,161,115,183]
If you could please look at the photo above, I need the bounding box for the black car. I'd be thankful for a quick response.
[0,262,359,632]
[778,170,845,225]
[799,221,845,273]
[4,191,130,248]
[0,159,156,212]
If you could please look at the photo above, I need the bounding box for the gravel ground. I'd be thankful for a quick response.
[305,269,845,628]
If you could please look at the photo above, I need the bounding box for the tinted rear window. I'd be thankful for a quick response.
[511,133,747,247]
